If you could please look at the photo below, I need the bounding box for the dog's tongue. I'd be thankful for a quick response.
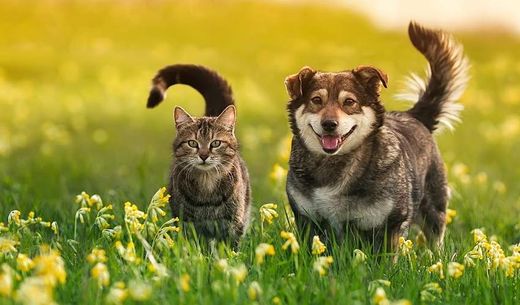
[321,135,341,151]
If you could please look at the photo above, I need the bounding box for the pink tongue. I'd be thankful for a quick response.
[321,135,341,150]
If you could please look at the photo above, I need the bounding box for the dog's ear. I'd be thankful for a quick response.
[285,66,317,99]
[173,106,195,128]
[353,65,388,95]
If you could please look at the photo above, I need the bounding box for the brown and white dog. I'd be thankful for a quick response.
[284,22,469,252]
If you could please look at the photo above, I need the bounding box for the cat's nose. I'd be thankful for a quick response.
[199,154,209,161]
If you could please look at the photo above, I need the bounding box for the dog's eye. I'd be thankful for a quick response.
[343,98,357,106]
[311,96,323,105]
[210,140,221,148]
[187,140,198,148]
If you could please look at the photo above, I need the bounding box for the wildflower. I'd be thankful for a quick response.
[270,163,287,184]
[445,209,457,224]
[0,222,7,233]
[75,207,91,224]
[272,296,281,304]
[87,248,107,264]
[32,247,67,286]
[475,172,488,185]
[17,254,35,272]
[95,205,115,230]
[230,264,248,284]
[259,203,279,225]
[0,237,19,255]
[247,281,262,301]
[106,282,128,305]
[0,264,14,297]
[124,202,145,234]
[352,249,367,266]
[312,235,326,255]
[493,181,506,194]
[255,243,275,265]
[91,262,110,287]
[451,162,470,184]
[280,231,300,254]
[15,277,57,305]
[313,256,333,276]
[128,280,152,301]
[180,274,190,292]
[90,194,103,209]
[75,191,91,207]
[215,259,229,272]
[102,225,123,241]
[420,282,442,302]
[447,262,464,279]
[428,261,445,279]
[372,287,388,305]
[398,237,413,256]
[8,210,21,226]
[471,228,487,243]
[147,187,170,223]
[115,241,138,264]
[368,279,391,293]
[50,222,59,235]
[148,263,169,279]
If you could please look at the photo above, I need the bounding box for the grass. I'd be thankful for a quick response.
[0,0,519,304]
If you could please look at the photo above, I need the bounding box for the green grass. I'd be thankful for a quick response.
[0,0,519,304]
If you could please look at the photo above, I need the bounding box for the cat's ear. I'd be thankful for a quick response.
[216,105,236,130]
[173,106,194,128]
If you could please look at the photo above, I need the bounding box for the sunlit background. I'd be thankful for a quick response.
[1,0,519,237]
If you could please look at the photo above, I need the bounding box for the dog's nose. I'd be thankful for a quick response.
[321,120,338,132]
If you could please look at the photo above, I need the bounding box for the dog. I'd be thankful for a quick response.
[284,21,469,252]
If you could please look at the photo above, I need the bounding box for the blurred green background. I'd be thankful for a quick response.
[0,0,519,240]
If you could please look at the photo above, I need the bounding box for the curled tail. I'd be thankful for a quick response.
[147,64,234,117]
[401,21,470,132]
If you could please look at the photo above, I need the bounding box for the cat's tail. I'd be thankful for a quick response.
[400,21,469,133]
[147,64,234,117]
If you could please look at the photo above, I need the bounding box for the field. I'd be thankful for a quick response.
[1,0,519,304]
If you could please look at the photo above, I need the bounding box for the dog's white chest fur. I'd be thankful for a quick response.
[288,184,394,232]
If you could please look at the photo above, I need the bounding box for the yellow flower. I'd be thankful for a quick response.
[15,277,57,305]
[115,241,138,264]
[493,181,506,194]
[90,194,103,209]
[353,249,367,265]
[124,202,145,233]
[398,237,413,256]
[8,210,21,226]
[420,282,442,302]
[17,254,35,272]
[280,231,300,254]
[272,296,281,304]
[75,207,91,224]
[451,162,470,184]
[471,228,487,244]
[0,222,7,232]
[33,247,67,287]
[270,163,287,184]
[75,191,91,207]
[87,248,107,264]
[259,203,279,225]
[313,256,333,276]
[230,264,248,284]
[372,287,388,305]
[214,259,229,272]
[445,209,457,224]
[128,280,152,301]
[475,172,488,185]
[0,237,19,255]
[91,262,110,287]
[247,281,262,301]
[106,282,128,305]
[147,187,170,223]
[427,261,445,279]
[447,262,464,279]
[0,264,14,297]
[255,243,275,265]
[180,273,190,292]
[50,222,59,235]
[312,235,326,255]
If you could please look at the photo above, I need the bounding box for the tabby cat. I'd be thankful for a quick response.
[146,64,251,247]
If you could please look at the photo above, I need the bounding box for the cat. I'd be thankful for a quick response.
[146,64,251,248]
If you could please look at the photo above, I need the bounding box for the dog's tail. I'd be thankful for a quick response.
[146,64,234,117]
[400,21,469,132]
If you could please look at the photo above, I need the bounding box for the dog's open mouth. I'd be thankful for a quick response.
[311,125,357,154]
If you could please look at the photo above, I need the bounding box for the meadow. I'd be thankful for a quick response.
[0,0,519,304]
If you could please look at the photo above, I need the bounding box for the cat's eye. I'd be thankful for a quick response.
[311,96,323,105]
[187,140,198,148]
[343,98,357,107]
[210,140,221,148]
